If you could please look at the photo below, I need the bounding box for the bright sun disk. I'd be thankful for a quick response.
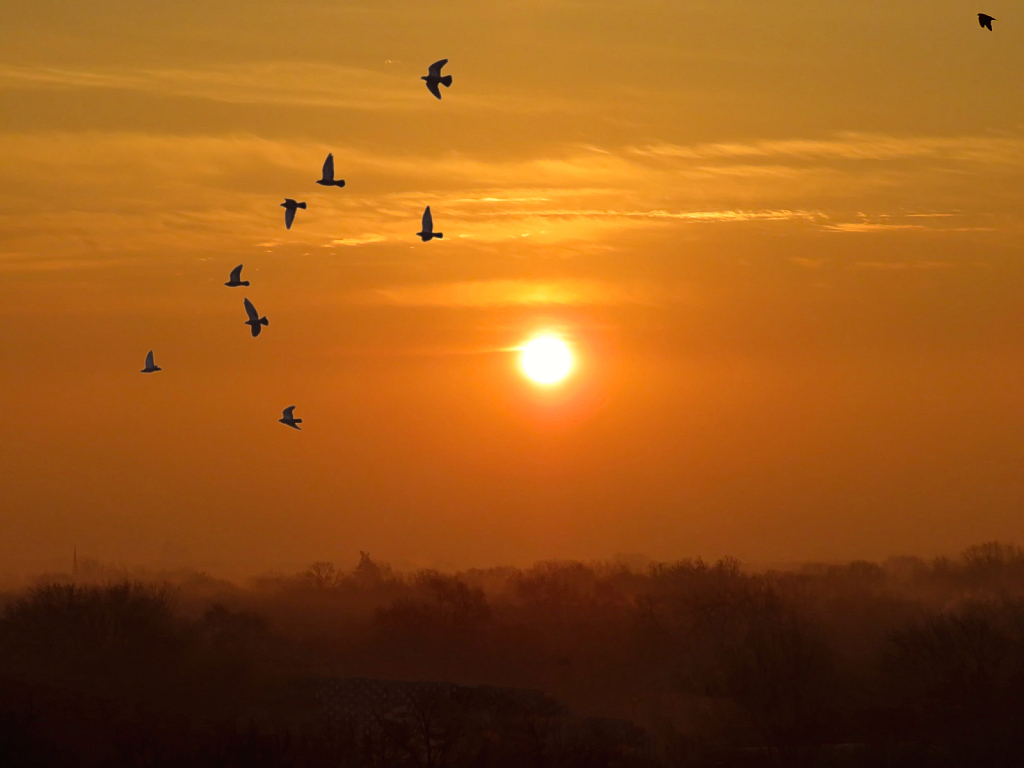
[521,337,572,384]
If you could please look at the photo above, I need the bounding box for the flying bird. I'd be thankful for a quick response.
[422,59,452,100]
[243,298,269,337]
[417,206,443,241]
[979,13,996,29]
[316,154,346,188]
[279,406,303,430]
[140,350,161,374]
[281,198,307,229]
[224,264,249,287]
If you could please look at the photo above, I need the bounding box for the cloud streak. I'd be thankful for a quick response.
[362,278,678,308]
[630,133,1024,166]
[0,63,580,114]
[0,129,1019,273]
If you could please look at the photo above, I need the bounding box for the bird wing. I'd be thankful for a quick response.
[422,206,433,232]
[428,59,448,77]
[145,350,155,368]
[283,406,296,419]
[229,264,243,283]
[426,80,442,99]
[244,298,259,322]
[285,205,296,229]
[322,153,334,181]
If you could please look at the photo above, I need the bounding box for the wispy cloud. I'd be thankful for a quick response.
[824,222,930,233]
[823,220,995,234]
[630,133,1024,166]
[361,278,676,308]
[789,257,826,269]
[327,235,389,247]
[0,129,1019,272]
[0,63,420,110]
[465,208,819,222]
[851,261,956,271]
[0,63,579,114]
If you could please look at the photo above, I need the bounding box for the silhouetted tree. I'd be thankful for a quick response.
[355,551,384,587]
[886,601,1024,766]
[306,562,339,589]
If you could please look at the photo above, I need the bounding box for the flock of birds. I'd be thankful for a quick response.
[140,59,455,431]
[139,16,1003,427]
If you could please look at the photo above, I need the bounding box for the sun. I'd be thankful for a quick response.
[521,337,572,384]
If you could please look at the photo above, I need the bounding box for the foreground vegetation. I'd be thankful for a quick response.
[3,544,1024,766]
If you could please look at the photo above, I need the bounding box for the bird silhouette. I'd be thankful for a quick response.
[417,206,443,241]
[316,154,346,188]
[224,264,250,287]
[979,13,996,30]
[140,350,161,374]
[279,405,303,430]
[281,198,307,229]
[243,298,269,337]
[422,59,452,100]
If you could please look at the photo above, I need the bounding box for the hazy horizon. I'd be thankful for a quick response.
[8,541,1017,589]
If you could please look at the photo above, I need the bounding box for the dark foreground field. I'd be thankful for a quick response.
[3,544,1024,767]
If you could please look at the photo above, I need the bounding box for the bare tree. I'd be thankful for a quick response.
[306,562,338,589]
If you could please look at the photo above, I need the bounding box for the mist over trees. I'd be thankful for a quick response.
[3,544,1024,766]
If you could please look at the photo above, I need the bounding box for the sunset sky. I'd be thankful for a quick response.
[2,0,1024,576]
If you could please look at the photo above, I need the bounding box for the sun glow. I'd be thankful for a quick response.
[521,337,572,384]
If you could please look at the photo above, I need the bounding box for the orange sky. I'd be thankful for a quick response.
[2,0,1024,576]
